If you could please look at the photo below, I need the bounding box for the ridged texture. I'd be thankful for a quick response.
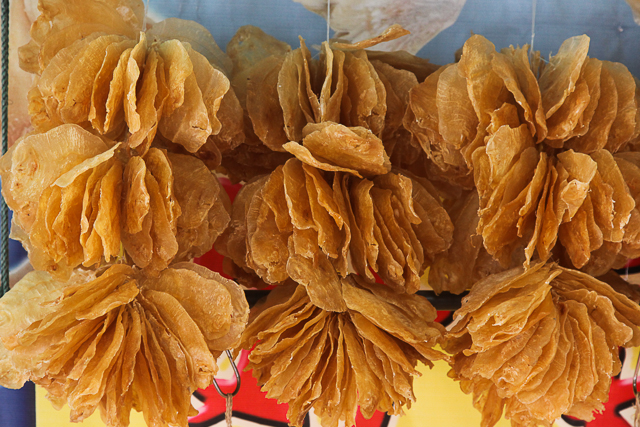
[0,263,249,427]
[445,261,640,427]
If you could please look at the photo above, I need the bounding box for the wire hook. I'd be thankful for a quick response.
[212,350,242,398]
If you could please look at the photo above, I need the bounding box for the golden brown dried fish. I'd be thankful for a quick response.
[0,263,248,427]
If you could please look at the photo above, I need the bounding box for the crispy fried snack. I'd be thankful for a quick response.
[21,0,241,156]
[0,263,249,427]
[445,261,640,427]
[0,125,230,277]
[405,34,640,273]
[239,276,446,427]
[217,158,452,297]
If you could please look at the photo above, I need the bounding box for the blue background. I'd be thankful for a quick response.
[148,0,640,75]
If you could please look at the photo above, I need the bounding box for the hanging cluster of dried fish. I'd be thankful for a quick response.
[217,23,455,426]
[220,24,439,182]
[445,262,640,427]
[217,157,453,300]
[0,125,230,278]
[239,277,446,427]
[24,15,243,158]
[404,33,640,426]
[407,34,640,285]
[0,263,248,427]
[0,1,249,427]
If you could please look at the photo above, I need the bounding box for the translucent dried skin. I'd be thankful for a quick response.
[369,172,454,293]
[240,278,446,427]
[226,26,291,154]
[366,50,440,83]
[429,191,503,295]
[538,35,590,119]
[340,50,387,137]
[0,263,248,427]
[246,55,289,151]
[615,152,640,260]
[18,0,145,75]
[403,65,476,189]
[370,60,418,152]
[226,27,433,176]
[283,122,391,178]
[121,150,180,275]
[220,142,293,184]
[145,18,231,75]
[1,126,229,277]
[22,12,238,155]
[330,24,411,51]
[227,26,291,87]
[474,142,634,273]
[415,34,640,272]
[221,160,452,295]
[231,27,424,148]
[445,261,640,427]
[169,153,231,261]
[497,45,547,143]
[0,125,111,232]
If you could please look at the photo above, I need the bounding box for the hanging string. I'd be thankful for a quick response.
[529,0,537,62]
[225,395,233,427]
[1,0,10,297]
[142,0,150,31]
[212,350,242,427]
[625,264,630,282]
[326,0,331,44]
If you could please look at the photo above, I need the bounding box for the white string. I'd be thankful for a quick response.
[142,0,150,31]
[530,0,537,58]
[326,0,331,44]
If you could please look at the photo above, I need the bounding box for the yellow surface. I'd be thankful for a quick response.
[398,359,511,427]
[35,386,147,427]
[35,350,573,427]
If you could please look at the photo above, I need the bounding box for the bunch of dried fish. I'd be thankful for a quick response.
[0,124,230,278]
[239,276,446,427]
[24,18,243,156]
[0,263,249,427]
[217,157,452,296]
[406,34,640,278]
[220,24,438,182]
[445,261,640,426]
[428,191,503,295]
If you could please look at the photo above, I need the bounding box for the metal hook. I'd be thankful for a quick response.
[212,350,242,398]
